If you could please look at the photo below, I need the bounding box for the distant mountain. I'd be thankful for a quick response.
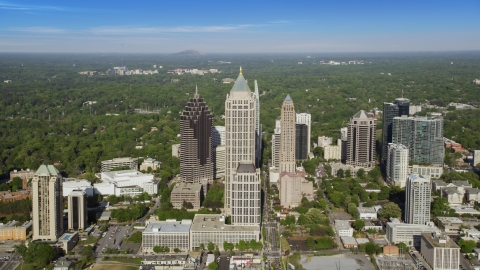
[174,50,205,56]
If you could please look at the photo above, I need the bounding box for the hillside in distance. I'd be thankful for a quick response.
[173,50,205,56]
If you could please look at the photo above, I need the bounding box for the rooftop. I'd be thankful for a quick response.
[421,232,460,249]
[284,94,293,104]
[102,157,137,163]
[191,214,260,232]
[58,232,77,242]
[357,207,377,214]
[171,182,202,194]
[335,220,352,231]
[352,110,371,119]
[144,220,192,234]
[35,164,59,176]
[442,187,462,195]
[68,189,86,197]
[452,180,471,187]
[63,179,92,188]
[237,163,256,173]
[437,217,463,224]
[230,67,251,93]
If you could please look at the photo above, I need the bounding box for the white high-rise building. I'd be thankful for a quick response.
[212,126,226,147]
[386,143,409,188]
[253,80,262,167]
[224,68,261,225]
[406,174,431,225]
[32,165,64,241]
[271,117,281,168]
[296,111,311,154]
[279,95,296,173]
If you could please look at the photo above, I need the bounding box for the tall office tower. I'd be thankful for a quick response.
[180,87,214,194]
[346,110,376,169]
[340,127,348,162]
[382,98,410,163]
[225,68,261,225]
[392,115,444,166]
[279,95,296,173]
[271,117,281,168]
[253,80,262,167]
[295,124,308,160]
[32,165,63,241]
[68,189,87,231]
[296,111,311,154]
[386,143,409,188]
[405,174,431,225]
[212,126,226,147]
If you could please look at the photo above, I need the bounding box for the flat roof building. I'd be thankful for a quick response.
[357,207,378,220]
[335,220,353,237]
[386,218,440,247]
[420,232,460,270]
[142,220,192,253]
[170,183,203,210]
[0,220,32,241]
[101,157,138,172]
[68,190,87,231]
[63,179,93,197]
[190,214,260,251]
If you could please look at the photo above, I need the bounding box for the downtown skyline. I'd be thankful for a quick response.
[0,0,479,53]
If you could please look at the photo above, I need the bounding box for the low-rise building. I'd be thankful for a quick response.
[170,183,203,210]
[190,214,260,251]
[386,218,440,247]
[436,217,463,233]
[0,220,32,241]
[409,165,443,179]
[0,190,31,202]
[357,207,378,220]
[335,220,353,237]
[101,157,138,172]
[140,158,161,172]
[318,136,332,148]
[420,232,460,270]
[441,187,463,204]
[142,220,192,253]
[56,232,79,254]
[340,236,357,248]
[329,163,359,178]
[63,179,94,197]
[466,188,480,204]
[53,257,75,270]
[9,169,35,189]
[141,254,189,268]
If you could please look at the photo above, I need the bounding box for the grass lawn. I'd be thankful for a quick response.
[15,263,38,270]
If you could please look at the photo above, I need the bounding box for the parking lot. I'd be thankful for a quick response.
[95,225,138,255]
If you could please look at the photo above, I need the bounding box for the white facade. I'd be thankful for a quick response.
[99,170,157,195]
[231,164,261,225]
[386,143,409,188]
[214,145,226,178]
[296,112,311,154]
[93,182,116,195]
[101,157,138,172]
[324,139,342,160]
[409,165,443,179]
[212,126,226,147]
[318,136,333,148]
[335,220,353,237]
[140,158,161,172]
[271,118,281,168]
[386,218,440,246]
[405,174,431,225]
[63,179,94,197]
[142,220,192,253]
[269,167,280,184]
[143,180,159,195]
[357,207,378,220]
[172,144,180,158]
[474,150,480,167]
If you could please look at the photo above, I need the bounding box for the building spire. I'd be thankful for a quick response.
[239,66,242,75]
[194,85,199,99]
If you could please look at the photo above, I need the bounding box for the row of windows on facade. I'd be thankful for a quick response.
[228,126,255,132]
[232,183,259,191]
[232,207,259,215]
[232,192,260,199]
[233,216,259,224]
[232,200,259,207]
[226,118,253,125]
[226,110,254,117]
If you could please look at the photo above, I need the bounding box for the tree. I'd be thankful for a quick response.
[337,169,344,178]
[352,219,365,231]
[306,236,315,247]
[207,242,215,251]
[223,241,235,252]
[459,239,476,253]
[16,242,55,267]
[208,262,219,270]
[396,242,410,253]
[432,197,450,216]
[347,203,359,219]
[282,230,292,237]
[357,168,365,179]
[174,248,180,253]
[11,177,22,190]
[378,202,402,220]
[199,243,205,251]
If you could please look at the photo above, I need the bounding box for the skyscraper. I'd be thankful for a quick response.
[180,87,213,192]
[271,117,281,168]
[296,111,311,154]
[346,110,376,169]
[382,98,410,162]
[392,115,444,166]
[279,95,296,173]
[225,68,261,225]
[386,143,409,188]
[405,174,431,225]
[295,124,308,160]
[32,165,63,241]
[68,189,87,231]
[253,80,262,167]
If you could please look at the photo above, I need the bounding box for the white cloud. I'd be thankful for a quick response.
[0,2,63,11]
[9,27,67,34]
[88,24,254,35]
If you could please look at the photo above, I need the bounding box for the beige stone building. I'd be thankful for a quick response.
[280,95,296,173]
[0,220,32,241]
[346,110,376,169]
[68,190,87,231]
[224,68,261,225]
[170,182,203,210]
[278,171,312,208]
[32,165,64,241]
[9,169,34,189]
[324,139,342,160]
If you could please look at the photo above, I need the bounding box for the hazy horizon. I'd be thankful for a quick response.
[1,0,479,53]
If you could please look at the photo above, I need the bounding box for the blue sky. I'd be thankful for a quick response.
[0,0,479,53]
